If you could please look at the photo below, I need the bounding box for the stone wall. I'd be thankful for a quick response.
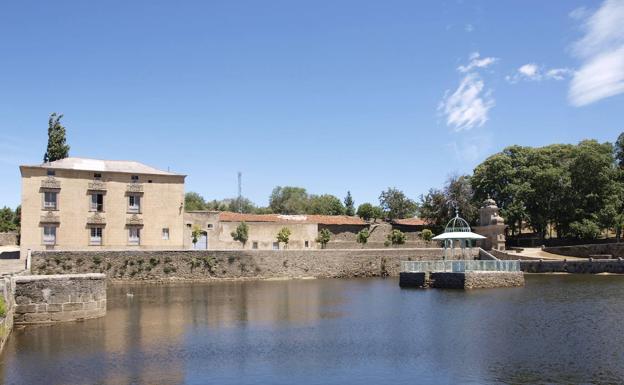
[0,232,18,246]
[430,272,525,289]
[30,248,478,281]
[490,249,538,260]
[543,243,624,259]
[0,277,15,352]
[520,259,624,274]
[13,274,106,324]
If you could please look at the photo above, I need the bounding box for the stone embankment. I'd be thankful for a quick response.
[520,259,624,274]
[13,274,106,324]
[31,249,477,281]
[543,243,624,259]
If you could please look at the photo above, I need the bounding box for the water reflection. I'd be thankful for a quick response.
[2,276,624,384]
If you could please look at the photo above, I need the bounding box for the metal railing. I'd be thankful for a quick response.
[401,260,520,273]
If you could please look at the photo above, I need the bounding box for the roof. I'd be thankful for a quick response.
[21,157,184,176]
[218,212,366,225]
[432,231,486,240]
[392,218,426,226]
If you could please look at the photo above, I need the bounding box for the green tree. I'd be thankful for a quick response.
[371,206,384,222]
[185,192,207,211]
[230,222,249,246]
[344,191,355,216]
[0,207,16,232]
[418,188,450,234]
[191,225,203,246]
[356,228,370,245]
[316,228,331,248]
[356,203,374,221]
[615,132,624,168]
[445,174,478,224]
[269,186,309,214]
[253,206,274,214]
[307,194,345,215]
[379,187,417,220]
[387,229,406,245]
[421,229,433,242]
[226,197,256,213]
[43,113,70,162]
[277,227,291,248]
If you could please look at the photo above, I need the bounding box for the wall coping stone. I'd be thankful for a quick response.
[13,273,105,283]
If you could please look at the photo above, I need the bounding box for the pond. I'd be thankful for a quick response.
[2,275,624,384]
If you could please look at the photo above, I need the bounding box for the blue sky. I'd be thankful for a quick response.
[1,0,622,209]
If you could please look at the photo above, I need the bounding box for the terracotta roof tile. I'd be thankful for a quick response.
[391,218,426,226]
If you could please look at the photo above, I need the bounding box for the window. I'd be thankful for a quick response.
[94,173,102,180]
[186,223,192,228]
[90,227,103,245]
[272,242,279,250]
[90,193,104,212]
[47,169,55,176]
[129,228,140,245]
[128,195,141,213]
[305,241,309,248]
[252,241,258,249]
[131,175,139,182]
[162,228,170,240]
[43,191,58,210]
[206,223,214,229]
[148,180,153,183]
[43,226,56,245]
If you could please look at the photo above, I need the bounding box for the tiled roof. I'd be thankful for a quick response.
[218,212,366,225]
[391,218,426,226]
[22,157,183,176]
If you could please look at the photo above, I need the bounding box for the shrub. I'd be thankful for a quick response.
[387,229,406,245]
[569,219,601,240]
[189,258,201,271]
[356,229,370,245]
[149,258,160,266]
[277,227,291,248]
[421,229,433,242]
[92,256,102,265]
[316,228,331,249]
[384,240,391,247]
[0,297,6,318]
[163,266,172,274]
[76,258,84,266]
[202,256,217,272]
[164,257,172,264]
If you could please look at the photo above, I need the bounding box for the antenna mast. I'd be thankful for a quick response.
[237,171,242,213]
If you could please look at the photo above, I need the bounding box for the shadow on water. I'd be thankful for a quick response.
[2,275,624,384]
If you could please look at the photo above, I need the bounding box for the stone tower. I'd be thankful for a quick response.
[473,197,506,250]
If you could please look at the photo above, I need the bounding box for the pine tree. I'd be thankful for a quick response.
[344,191,355,216]
[43,113,70,163]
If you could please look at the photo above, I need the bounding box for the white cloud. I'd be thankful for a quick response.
[439,73,494,132]
[506,63,572,83]
[457,52,498,73]
[518,63,539,78]
[465,24,474,33]
[569,0,624,106]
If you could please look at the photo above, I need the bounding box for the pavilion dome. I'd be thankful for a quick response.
[444,214,472,233]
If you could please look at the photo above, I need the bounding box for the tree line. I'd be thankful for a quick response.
[185,186,419,221]
[420,134,624,240]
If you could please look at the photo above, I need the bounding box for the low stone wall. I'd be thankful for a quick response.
[30,249,479,281]
[543,243,624,259]
[13,274,106,324]
[490,249,537,260]
[430,272,525,289]
[0,232,18,246]
[324,241,435,249]
[0,277,15,352]
[520,259,624,274]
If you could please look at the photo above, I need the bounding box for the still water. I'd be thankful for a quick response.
[2,275,624,384]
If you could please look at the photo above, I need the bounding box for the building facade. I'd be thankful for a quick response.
[473,197,506,250]
[20,158,185,255]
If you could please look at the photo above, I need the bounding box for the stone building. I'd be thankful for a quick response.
[183,212,367,250]
[20,158,185,256]
[473,197,506,250]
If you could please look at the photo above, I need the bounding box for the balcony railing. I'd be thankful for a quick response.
[41,176,61,189]
[88,180,107,191]
[126,183,144,193]
[401,260,520,273]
